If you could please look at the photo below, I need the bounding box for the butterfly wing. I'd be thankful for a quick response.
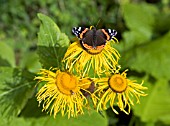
[72,27,88,39]
[95,29,108,50]
[72,27,117,50]
[102,29,117,40]
[81,30,94,50]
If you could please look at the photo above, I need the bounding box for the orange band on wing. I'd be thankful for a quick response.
[96,45,105,50]
[82,43,94,50]
[101,29,110,40]
[80,28,88,39]
[83,43,105,50]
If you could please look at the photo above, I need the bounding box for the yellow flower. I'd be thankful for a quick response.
[35,68,94,118]
[63,40,120,77]
[95,70,147,114]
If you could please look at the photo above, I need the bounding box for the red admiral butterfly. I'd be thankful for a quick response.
[72,26,117,50]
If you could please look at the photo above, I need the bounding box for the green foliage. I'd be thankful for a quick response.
[19,52,41,73]
[122,32,170,80]
[119,2,170,126]
[123,3,158,31]
[122,3,158,49]
[0,42,15,67]
[0,67,35,118]
[133,79,170,125]
[37,13,69,69]
[0,0,170,126]
[1,110,107,126]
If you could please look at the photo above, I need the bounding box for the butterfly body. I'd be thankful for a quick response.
[72,26,117,50]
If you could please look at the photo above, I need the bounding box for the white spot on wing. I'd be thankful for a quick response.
[108,29,111,33]
[78,27,81,31]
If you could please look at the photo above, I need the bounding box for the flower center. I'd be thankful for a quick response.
[56,72,79,95]
[108,74,127,93]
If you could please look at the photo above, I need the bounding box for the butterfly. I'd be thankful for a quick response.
[72,26,117,50]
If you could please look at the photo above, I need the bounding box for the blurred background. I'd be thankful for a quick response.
[0,0,170,126]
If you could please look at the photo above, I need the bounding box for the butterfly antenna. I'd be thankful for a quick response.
[95,18,101,29]
[87,18,95,29]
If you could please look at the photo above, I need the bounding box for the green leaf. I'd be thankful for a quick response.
[133,79,170,125]
[122,3,158,49]
[37,13,70,69]
[1,109,108,126]
[20,52,41,73]
[46,110,108,126]
[0,67,36,118]
[20,97,46,118]
[123,3,158,32]
[122,30,152,50]
[122,32,170,80]
[20,97,108,126]
[0,42,15,67]
[154,13,170,35]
